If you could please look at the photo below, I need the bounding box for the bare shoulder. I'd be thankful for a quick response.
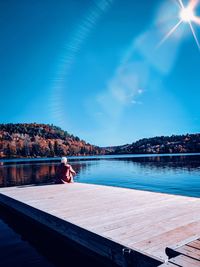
[66,164,71,167]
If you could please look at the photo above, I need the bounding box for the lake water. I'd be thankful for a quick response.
[1,153,200,197]
[0,205,111,267]
[0,154,200,267]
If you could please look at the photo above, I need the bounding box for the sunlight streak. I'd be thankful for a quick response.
[178,0,184,8]
[157,20,183,48]
[193,15,200,24]
[189,20,200,48]
[189,0,199,10]
[158,0,200,50]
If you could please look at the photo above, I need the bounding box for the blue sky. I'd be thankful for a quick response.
[0,0,200,146]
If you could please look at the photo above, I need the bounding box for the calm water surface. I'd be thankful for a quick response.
[1,154,200,197]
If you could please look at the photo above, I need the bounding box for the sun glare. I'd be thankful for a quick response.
[180,7,195,21]
[158,0,200,50]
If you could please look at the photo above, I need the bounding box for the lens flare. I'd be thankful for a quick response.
[158,0,200,50]
[51,0,114,125]
[180,6,195,21]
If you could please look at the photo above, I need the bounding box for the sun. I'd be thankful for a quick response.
[158,0,200,49]
[180,6,195,21]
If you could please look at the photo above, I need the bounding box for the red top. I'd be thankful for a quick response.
[55,163,72,183]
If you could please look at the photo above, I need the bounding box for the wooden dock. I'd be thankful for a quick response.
[0,183,200,266]
[159,238,200,266]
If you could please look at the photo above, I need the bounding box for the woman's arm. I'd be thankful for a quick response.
[69,165,76,175]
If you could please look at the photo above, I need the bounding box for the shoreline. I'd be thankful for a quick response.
[1,152,200,164]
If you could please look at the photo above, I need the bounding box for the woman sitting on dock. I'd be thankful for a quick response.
[55,157,76,184]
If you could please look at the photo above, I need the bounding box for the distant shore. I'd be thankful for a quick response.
[1,123,199,158]
[1,152,200,164]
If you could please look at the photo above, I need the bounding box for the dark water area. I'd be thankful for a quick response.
[0,205,113,267]
[0,154,200,267]
[1,153,200,197]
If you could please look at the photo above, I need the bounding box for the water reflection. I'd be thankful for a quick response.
[74,155,200,197]
[114,155,200,171]
[0,162,87,187]
[0,155,200,197]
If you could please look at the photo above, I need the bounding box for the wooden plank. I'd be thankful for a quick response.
[166,235,200,253]
[164,239,200,266]
[0,192,127,267]
[0,188,162,267]
[169,255,200,267]
[100,204,200,240]
[187,240,200,250]
[86,198,190,231]
[1,183,200,265]
[176,245,200,260]
[128,221,200,258]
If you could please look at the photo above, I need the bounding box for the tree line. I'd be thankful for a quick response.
[0,123,103,158]
[1,123,199,158]
[113,134,200,154]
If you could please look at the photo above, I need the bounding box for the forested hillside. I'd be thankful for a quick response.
[113,134,200,154]
[1,123,199,158]
[0,123,103,158]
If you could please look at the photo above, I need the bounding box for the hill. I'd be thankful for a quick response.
[0,123,199,158]
[0,123,103,158]
[112,134,200,154]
